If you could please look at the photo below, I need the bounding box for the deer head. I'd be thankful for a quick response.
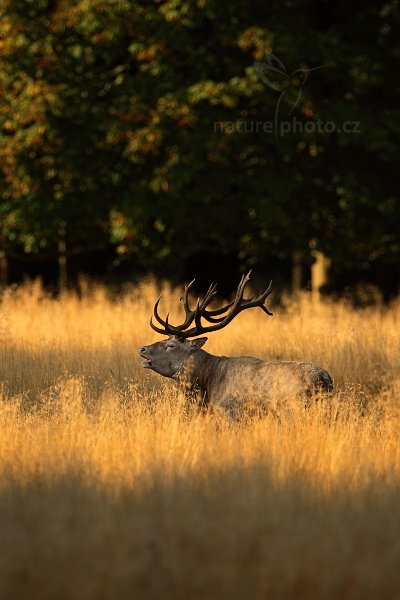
[139,272,273,379]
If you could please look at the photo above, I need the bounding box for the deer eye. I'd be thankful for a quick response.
[166,344,175,351]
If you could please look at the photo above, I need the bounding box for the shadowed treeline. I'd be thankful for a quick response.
[1,1,399,294]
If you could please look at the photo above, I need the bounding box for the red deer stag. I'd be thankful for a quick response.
[139,273,333,417]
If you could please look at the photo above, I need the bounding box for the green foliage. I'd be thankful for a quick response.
[0,0,399,285]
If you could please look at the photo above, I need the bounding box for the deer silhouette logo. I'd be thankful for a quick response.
[254,52,328,139]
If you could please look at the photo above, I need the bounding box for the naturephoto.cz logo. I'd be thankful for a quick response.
[214,52,361,140]
[214,117,361,136]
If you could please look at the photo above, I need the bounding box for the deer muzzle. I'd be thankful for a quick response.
[139,347,152,368]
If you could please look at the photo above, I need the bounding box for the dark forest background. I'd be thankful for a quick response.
[1,0,399,299]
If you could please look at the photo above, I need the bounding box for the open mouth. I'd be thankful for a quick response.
[140,353,152,368]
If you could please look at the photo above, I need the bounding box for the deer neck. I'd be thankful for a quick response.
[183,349,220,397]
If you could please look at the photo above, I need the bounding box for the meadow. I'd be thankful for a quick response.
[0,279,399,600]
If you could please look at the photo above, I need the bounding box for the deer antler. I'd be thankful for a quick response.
[150,271,273,339]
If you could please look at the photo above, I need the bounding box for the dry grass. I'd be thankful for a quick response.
[0,279,400,599]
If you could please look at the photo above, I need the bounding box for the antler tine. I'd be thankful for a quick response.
[181,279,196,313]
[199,283,218,311]
[164,313,181,336]
[197,272,251,325]
[150,279,199,337]
[153,296,168,327]
[166,279,198,332]
[194,298,202,331]
[200,272,254,322]
[214,271,273,323]
[150,315,170,335]
[216,270,252,319]
[152,294,192,334]
[196,282,232,323]
[204,301,234,316]
[241,279,273,315]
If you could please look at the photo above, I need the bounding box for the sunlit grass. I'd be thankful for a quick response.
[0,279,399,599]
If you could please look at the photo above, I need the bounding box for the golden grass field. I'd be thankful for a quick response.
[0,278,400,599]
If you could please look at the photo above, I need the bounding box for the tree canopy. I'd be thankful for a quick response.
[1,0,399,295]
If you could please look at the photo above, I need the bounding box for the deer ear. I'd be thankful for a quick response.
[189,337,208,351]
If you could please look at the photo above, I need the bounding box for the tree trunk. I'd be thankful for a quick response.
[0,252,7,289]
[58,221,67,292]
[0,232,8,289]
[311,251,330,302]
[291,251,303,295]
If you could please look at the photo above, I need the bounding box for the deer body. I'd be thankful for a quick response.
[140,339,332,416]
[185,350,333,410]
[140,272,333,417]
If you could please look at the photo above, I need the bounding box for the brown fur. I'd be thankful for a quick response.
[139,337,333,417]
